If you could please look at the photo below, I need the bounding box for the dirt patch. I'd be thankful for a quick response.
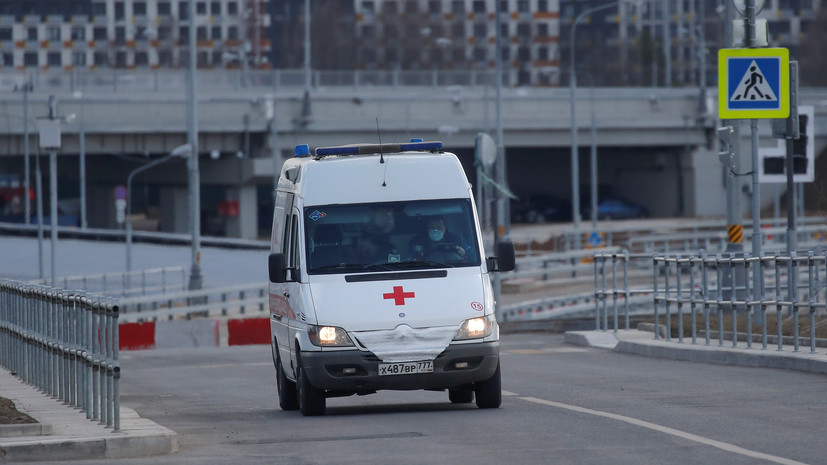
[0,397,37,425]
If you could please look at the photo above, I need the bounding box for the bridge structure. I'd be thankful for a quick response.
[0,69,825,239]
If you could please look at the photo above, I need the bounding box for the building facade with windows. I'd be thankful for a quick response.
[0,0,270,70]
[354,0,561,86]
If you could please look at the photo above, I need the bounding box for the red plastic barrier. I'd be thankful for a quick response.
[227,318,270,346]
[119,322,156,350]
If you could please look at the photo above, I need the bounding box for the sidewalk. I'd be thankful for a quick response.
[0,369,177,462]
[566,328,827,375]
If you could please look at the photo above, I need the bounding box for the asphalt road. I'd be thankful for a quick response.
[26,332,824,465]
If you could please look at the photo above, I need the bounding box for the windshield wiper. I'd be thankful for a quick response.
[312,263,392,273]
[381,260,454,269]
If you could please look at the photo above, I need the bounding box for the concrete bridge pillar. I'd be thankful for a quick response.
[225,185,258,240]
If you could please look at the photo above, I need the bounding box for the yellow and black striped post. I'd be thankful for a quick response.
[728,224,744,244]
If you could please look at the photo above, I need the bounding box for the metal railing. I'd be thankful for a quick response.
[118,282,267,323]
[593,250,827,353]
[0,280,120,431]
[29,266,187,298]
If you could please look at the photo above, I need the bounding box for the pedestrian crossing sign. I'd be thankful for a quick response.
[718,48,789,119]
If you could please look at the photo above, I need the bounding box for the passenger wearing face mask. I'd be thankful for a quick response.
[408,216,469,262]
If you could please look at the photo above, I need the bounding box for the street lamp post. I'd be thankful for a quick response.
[187,0,203,291]
[570,1,621,241]
[126,145,191,273]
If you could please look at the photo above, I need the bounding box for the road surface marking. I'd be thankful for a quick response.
[520,396,807,465]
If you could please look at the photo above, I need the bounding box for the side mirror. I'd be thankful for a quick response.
[486,241,515,272]
[269,253,287,283]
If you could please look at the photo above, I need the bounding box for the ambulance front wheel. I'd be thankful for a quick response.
[275,351,298,411]
[474,362,502,409]
[297,363,326,416]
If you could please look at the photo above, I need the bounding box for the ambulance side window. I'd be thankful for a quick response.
[288,212,301,276]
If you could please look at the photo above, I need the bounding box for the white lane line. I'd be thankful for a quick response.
[520,397,808,465]
[501,390,520,396]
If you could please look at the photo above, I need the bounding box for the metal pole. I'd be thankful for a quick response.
[570,2,618,243]
[590,86,598,230]
[304,0,311,93]
[271,96,279,199]
[786,63,799,253]
[746,0,762,300]
[35,151,44,279]
[49,149,58,287]
[23,79,31,225]
[492,0,505,313]
[187,0,203,291]
[79,95,87,230]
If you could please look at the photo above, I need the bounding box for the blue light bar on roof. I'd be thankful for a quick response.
[295,144,310,157]
[314,141,443,157]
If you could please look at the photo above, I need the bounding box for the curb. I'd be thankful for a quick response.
[0,423,52,438]
[566,329,827,376]
[0,371,178,463]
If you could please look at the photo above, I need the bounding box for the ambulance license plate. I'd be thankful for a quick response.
[378,361,433,376]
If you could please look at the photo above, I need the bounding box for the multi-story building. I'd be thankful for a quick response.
[351,0,561,86]
[0,0,270,70]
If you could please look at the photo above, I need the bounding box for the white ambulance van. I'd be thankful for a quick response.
[268,140,515,416]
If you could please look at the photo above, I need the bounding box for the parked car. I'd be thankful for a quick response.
[510,195,571,223]
[583,197,649,220]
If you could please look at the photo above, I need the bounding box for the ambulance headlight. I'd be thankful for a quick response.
[309,325,354,347]
[454,315,495,340]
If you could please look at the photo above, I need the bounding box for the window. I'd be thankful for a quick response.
[115,50,127,67]
[537,46,549,60]
[134,2,147,15]
[452,22,464,38]
[27,27,38,41]
[517,0,529,12]
[538,0,548,12]
[517,46,530,61]
[47,51,61,67]
[135,51,148,66]
[211,26,221,39]
[158,2,171,15]
[197,26,207,40]
[92,2,106,16]
[158,25,172,40]
[24,51,38,66]
[210,1,220,14]
[361,24,375,39]
[70,26,84,41]
[405,0,418,13]
[473,46,486,62]
[115,26,126,45]
[94,51,109,66]
[93,26,107,41]
[73,51,86,66]
[429,1,441,13]
[474,23,487,38]
[384,1,398,14]
[211,50,222,65]
[228,26,238,40]
[0,27,11,41]
[136,26,146,40]
[451,0,464,14]
[47,26,61,41]
[517,22,530,38]
[2,52,13,67]
[500,46,509,61]
[473,1,486,13]
[179,26,189,40]
[179,1,188,19]
[537,23,548,36]
[452,46,465,62]
[158,50,173,66]
[228,1,238,15]
[196,2,206,15]
[114,2,124,20]
[362,1,374,13]
[303,199,482,274]
[499,0,508,12]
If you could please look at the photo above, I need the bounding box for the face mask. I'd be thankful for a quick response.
[428,229,444,242]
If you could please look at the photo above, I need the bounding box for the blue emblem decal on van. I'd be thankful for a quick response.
[308,210,326,221]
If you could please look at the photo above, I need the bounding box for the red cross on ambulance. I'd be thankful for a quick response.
[383,286,415,305]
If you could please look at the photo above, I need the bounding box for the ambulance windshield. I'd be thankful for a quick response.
[304,199,481,274]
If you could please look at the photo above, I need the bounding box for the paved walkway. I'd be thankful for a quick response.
[0,369,177,462]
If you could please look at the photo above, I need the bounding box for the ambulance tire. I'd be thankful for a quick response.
[448,387,474,404]
[474,362,502,409]
[276,352,298,411]
[297,364,326,416]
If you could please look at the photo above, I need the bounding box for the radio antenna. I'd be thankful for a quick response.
[376,117,385,165]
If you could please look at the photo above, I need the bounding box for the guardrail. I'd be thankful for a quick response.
[118,282,267,323]
[0,280,120,431]
[593,250,827,353]
[29,266,187,298]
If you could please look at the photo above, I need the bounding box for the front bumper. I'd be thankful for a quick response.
[300,341,499,392]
